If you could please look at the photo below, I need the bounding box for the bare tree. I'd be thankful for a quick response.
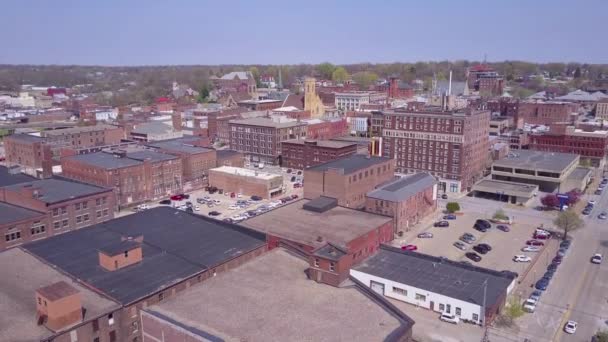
[553,209,584,240]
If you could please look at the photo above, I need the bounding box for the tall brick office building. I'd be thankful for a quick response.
[516,101,579,126]
[381,108,490,193]
[281,139,357,170]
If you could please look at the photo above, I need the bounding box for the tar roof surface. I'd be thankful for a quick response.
[0,202,45,224]
[23,206,266,304]
[126,150,178,162]
[67,151,143,169]
[353,246,516,307]
[146,248,402,342]
[0,248,119,342]
[493,150,577,173]
[0,166,36,187]
[6,133,44,142]
[307,154,391,174]
[367,173,436,202]
[4,178,110,203]
[282,139,357,149]
[242,199,392,248]
[215,149,240,158]
[147,139,213,154]
[229,117,305,128]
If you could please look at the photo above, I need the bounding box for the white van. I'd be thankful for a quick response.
[258,163,265,169]
[439,313,460,324]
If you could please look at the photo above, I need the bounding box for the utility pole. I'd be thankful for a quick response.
[481,279,490,342]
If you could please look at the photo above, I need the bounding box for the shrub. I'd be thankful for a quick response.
[446,202,460,213]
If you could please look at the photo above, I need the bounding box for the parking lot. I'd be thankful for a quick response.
[119,164,304,222]
[395,206,555,279]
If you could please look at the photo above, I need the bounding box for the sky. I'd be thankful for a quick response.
[1,0,607,66]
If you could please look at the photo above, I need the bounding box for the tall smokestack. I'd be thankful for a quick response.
[448,70,452,96]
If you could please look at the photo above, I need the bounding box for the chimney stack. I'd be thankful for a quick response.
[172,112,182,132]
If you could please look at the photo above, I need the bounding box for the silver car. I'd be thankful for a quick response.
[453,241,468,251]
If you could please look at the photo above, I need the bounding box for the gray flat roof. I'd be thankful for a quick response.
[472,179,538,196]
[132,121,173,135]
[229,117,305,128]
[367,173,436,202]
[0,202,46,225]
[216,149,241,158]
[242,199,392,249]
[282,139,357,149]
[307,154,391,174]
[566,167,592,181]
[0,248,119,342]
[353,246,516,307]
[0,166,36,187]
[145,248,403,342]
[67,151,142,169]
[23,206,266,304]
[126,150,178,162]
[493,150,578,173]
[147,139,213,154]
[4,178,111,204]
[6,133,44,142]
[42,124,119,136]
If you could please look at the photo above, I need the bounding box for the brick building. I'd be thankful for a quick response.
[0,178,114,249]
[216,149,245,167]
[467,65,504,95]
[304,154,395,208]
[147,138,217,192]
[3,134,52,173]
[12,207,267,342]
[596,98,608,121]
[529,124,608,168]
[40,124,125,150]
[516,101,580,126]
[365,173,437,234]
[271,107,311,120]
[229,117,307,165]
[61,149,182,207]
[243,196,394,286]
[379,76,415,99]
[281,139,357,170]
[304,117,349,140]
[208,166,284,199]
[487,98,519,118]
[237,99,283,111]
[381,108,490,193]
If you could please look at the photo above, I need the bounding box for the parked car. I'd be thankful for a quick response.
[547,263,559,271]
[513,255,532,262]
[564,321,577,334]
[297,170,302,175]
[533,233,550,240]
[588,200,597,206]
[460,233,477,244]
[473,245,490,255]
[228,205,239,210]
[491,216,512,224]
[170,194,184,201]
[453,241,468,251]
[591,253,603,264]
[526,240,544,246]
[557,248,568,257]
[599,212,607,220]
[159,199,171,205]
[529,290,542,302]
[560,240,572,249]
[465,252,482,262]
[595,189,603,195]
[286,169,292,173]
[522,246,541,252]
[293,183,302,188]
[535,278,549,291]
[401,244,418,251]
[193,205,200,211]
[434,221,449,228]
[439,313,459,324]
[582,207,592,215]
[497,225,510,232]
[209,211,221,216]
[441,194,448,199]
[290,176,296,182]
[250,195,263,201]
[443,214,457,220]
[473,219,491,232]
[552,256,563,264]
[418,232,434,238]
[523,298,537,313]
[291,194,299,199]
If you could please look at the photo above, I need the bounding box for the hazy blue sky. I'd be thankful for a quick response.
[1,0,606,65]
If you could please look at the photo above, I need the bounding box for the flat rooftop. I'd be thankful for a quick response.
[473,179,538,196]
[229,117,305,129]
[66,151,142,169]
[145,248,405,342]
[0,248,119,342]
[493,150,578,173]
[4,178,111,204]
[282,139,357,149]
[210,166,282,180]
[242,199,392,249]
[567,167,592,181]
[307,154,391,174]
[42,124,119,136]
[5,133,44,142]
[352,246,516,307]
[125,150,178,162]
[0,202,46,225]
[23,206,266,304]
[0,165,35,187]
[147,138,213,154]
[367,173,436,202]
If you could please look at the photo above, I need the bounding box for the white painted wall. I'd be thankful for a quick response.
[350,269,483,324]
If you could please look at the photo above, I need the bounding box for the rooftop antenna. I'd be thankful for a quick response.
[448,70,453,96]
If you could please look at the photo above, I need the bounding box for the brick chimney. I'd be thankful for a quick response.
[98,239,143,271]
[172,112,182,132]
[388,76,399,99]
[36,281,82,332]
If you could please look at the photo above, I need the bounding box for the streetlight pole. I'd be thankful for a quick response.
[481,279,490,342]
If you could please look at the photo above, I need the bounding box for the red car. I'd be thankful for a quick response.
[533,233,549,240]
[526,240,544,246]
[401,244,418,251]
[293,183,301,188]
[170,195,184,201]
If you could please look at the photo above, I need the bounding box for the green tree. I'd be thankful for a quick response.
[316,62,336,80]
[332,67,349,84]
[493,209,508,220]
[595,330,608,342]
[249,66,261,87]
[573,67,582,78]
[446,202,460,213]
[353,71,379,90]
[554,209,584,240]
[197,86,210,103]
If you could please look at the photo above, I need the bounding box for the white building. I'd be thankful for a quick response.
[350,246,516,325]
[335,92,371,111]
[347,116,369,135]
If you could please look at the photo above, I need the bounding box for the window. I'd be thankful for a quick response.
[439,303,445,311]
[96,198,101,206]
[61,206,67,214]
[108,313,114,325]
[75,203,81,211]
[472,313,479,321]
[415,293,426,302]
[446,304,451,313]
[5,230,21,242]
[54,221,61,229]
[76,216,82,224]
[92,319,99,332]
[329,262,335,272]
[97,211,102,218]
[314,258,319,267]
[159,292,164,301]
[52,208,59,217]
[392,286,407,296]
[62,219,69,227]
[103,209,109,217]
[70,330,77,342]
[109,331,116,342]
[30,224,46,236]
[37,297,41,305]
[83,214,90,222]
[82,202,88,209]
[124,251,129,258]
[456,307,462,316]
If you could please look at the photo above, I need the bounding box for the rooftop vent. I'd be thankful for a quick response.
[98,239,143,271]
[303,196,338,213]
[36,281,82,332]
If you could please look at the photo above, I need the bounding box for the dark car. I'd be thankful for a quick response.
[250,195,263,201]
[291,194,299,199]
[552,256,563,264]
[560,240,572,249]
[544,270,555,280]
[443,214,457,220]
[287,169,292,173]
[434,221,450,228]
[478,243,492,251]
[209,211,221,216]
[475,219,491,229]
[583,208,592,215]
[596,190,603,195]
[182,194,190,199]
[441,194,448,199]
[290,176,296,182]
[497,225,510,232]
[297,171,302,175]
[547,263,559,271]
[465,252,482,262]
[246,210,258,217]
[526,240,544,246]
[535,278,549,291]
[473,245,490,255]
[159,199,171,205]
